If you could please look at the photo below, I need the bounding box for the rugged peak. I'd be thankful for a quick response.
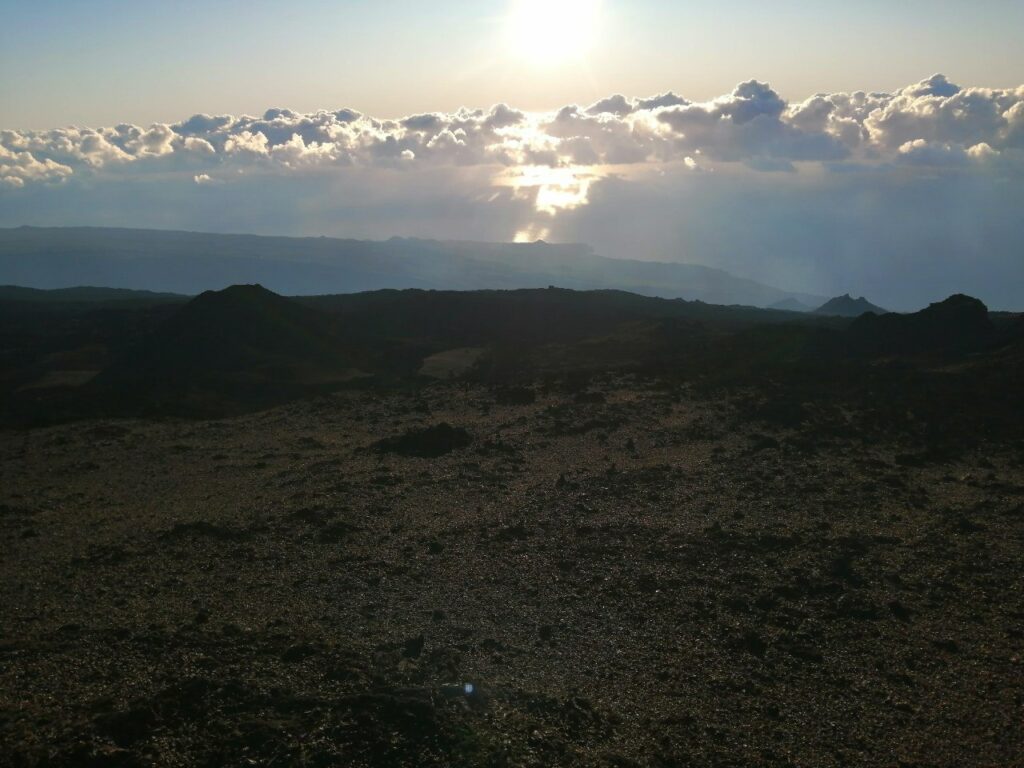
[813,294,888,317]
[848,293,993,355]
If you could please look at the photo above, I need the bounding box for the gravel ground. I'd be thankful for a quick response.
[1,378,1022,767]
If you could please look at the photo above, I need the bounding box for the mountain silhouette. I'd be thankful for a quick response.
[813,294,888,317]
[847,294,994,355]
[93,285,358,413]
[133,284,348,373]
[0,226,826,308]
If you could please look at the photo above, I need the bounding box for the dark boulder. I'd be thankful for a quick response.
[374,423,472,458]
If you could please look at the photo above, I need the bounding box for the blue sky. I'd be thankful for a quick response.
[2,0,1023,128]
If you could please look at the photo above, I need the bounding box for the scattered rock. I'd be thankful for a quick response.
[495,387,537,406]
[373,423,472,458]
[403,634,425,659]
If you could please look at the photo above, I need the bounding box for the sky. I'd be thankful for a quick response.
[1,0,1023,309]
[3,0,1023,128]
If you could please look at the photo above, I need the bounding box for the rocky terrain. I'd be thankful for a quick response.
[1,285,1023,766]
[2,373,1022,766]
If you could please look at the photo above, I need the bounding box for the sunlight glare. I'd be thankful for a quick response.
[506,0,601,67]
[499,165,601,216]
[514,223,552,243]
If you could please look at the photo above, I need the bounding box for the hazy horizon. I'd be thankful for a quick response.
[3,2,1022,310]
[3,222,1021,314]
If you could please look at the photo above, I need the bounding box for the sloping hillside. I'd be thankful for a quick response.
[0,226,826,307]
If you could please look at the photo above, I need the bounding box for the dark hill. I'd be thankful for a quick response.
[847,294,994,356]
[813,294,888,317]
[93,285,359,414]
[141,284,344,374]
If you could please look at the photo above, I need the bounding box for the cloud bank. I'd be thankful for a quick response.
[2,74,1022,189]
[1,75,1022,310]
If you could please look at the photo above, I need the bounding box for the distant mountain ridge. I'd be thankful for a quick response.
[769,298,811,313]
[0,284,186,304]
[0,226,826,308]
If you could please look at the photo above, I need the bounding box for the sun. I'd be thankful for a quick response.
[506,0,602,67]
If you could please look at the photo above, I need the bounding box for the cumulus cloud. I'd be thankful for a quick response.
[78,132,134,166]
[586,94,634,117]
[865,87,1012,150]
[134,124,177,156]
[174,113,235,136]
[1,75,1022,190]
[485,103,526,129]
[182,137,216,155]
[903,73,961,99]
[656,80,851,165]
[0,142,73,187]
[636,92,689,111]
[898,139,973,166]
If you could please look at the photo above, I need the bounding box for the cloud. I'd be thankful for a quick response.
[2,74,1021,188]
[401,113,446,132]
[0,142,73,186]
[78,132,134,166]
[898,139,972,166]
[635,92,689,111]
[656,80,850,164]
[223,130,270,156]
[485,103,526,129]
[174,113,235,136]
[182,137,216,155]
[895,138,1011,169]
[903,73,961,98]
[134,124,176,156]
[586,94,634,117]
[865,87,1011,150]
